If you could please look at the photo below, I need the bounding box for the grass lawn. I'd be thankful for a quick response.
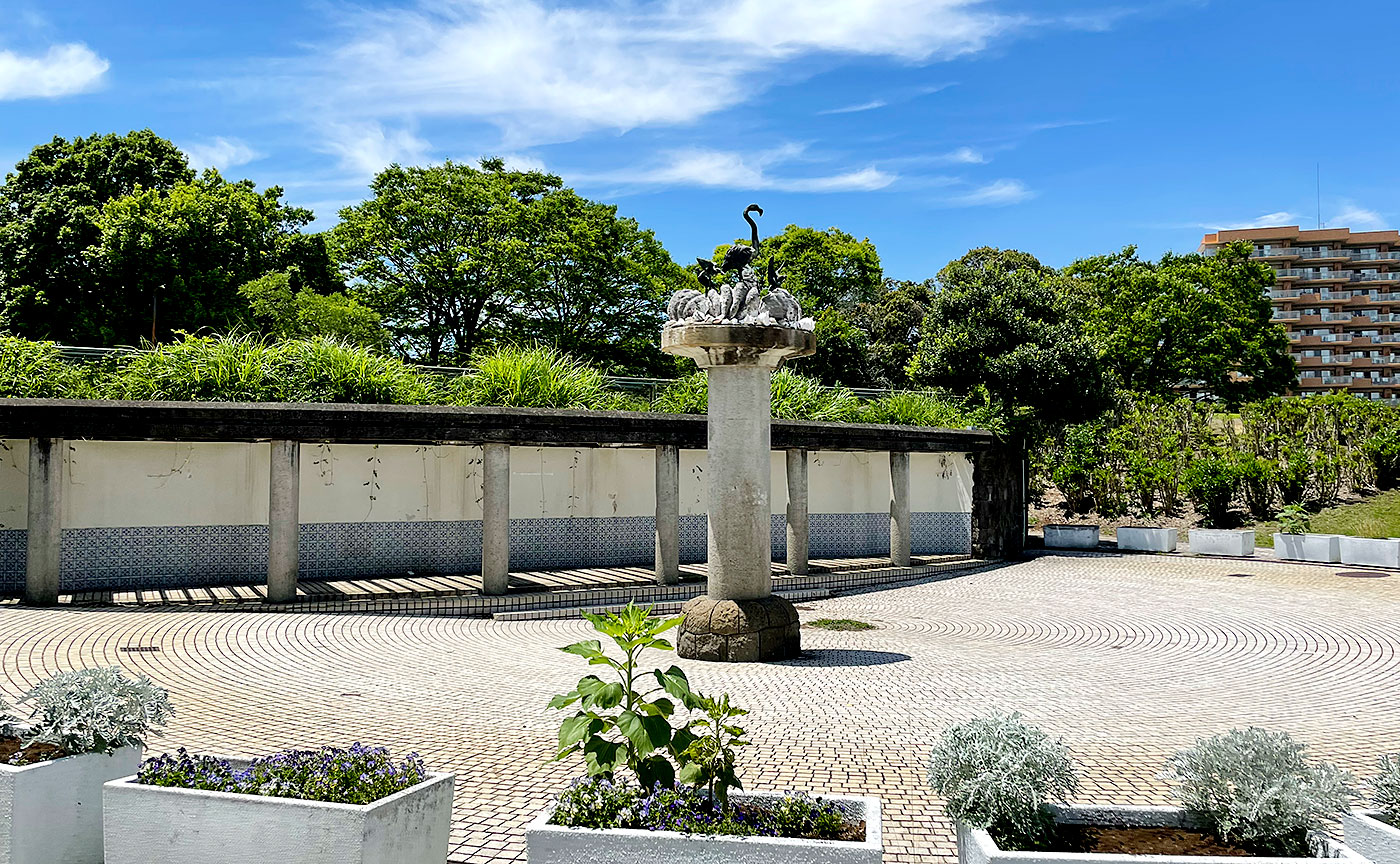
[1250,489,1400,548]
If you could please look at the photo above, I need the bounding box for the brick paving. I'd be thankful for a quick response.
[2,552,1399,863]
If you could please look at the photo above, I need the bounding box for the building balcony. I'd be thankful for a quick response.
[1320,333,1354,343]
[1273,310,1302,321]
[1319,291,1354,301]
[1296,271,1350,283]
[1294,248,1351,262]
[1269,288,1304,298]
[1353,272,1400,283]
[1347,250,1400,262]
[1320,312,1357,322]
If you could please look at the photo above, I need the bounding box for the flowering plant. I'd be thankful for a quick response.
[137,744,428,805]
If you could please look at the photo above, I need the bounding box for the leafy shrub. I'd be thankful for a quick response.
[0,335,94,398]
[1162,727,1355,856]
[267,337,436,404]
[1371,754,1400,823]
[858,390,1005,434]
[652,371,708,414]
[137,744,428,805]
[1183,454,1242,527]
[1367,430,1400,491]
[549,603,700,788]
[679,692,748,807]
[447,344,634,410]
[1236,454,1277,521]
[1276,504,1311,535]
[770,369,861,422]
[926,712,1078,849]
[14,666,173,756]
[104,333,276,401]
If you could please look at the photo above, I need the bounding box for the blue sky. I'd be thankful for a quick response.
[2,0,1397,281]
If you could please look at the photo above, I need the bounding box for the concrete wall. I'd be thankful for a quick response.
[0,441,972,591]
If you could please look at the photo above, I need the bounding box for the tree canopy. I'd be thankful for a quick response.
[1065,243,1295,403]
[909,247,1111,436]
[334,158,684,372]
[0,130,194,343]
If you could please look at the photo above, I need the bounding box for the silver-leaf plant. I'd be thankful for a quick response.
[1372,754,1400,823]
[15,667,173,756]
[1162,727,1355,857]
[927,712,1078,850]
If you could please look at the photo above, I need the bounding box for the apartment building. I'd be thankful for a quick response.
[1199,226,1400,402]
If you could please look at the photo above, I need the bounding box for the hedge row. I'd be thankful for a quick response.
[0,334,999,431]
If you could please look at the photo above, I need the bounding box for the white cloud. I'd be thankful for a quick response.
[0,42,108,100]
[939,146,987,164]
[320,123,431,178]
[818,100,887,115]
[497,153,548,173]
[1208,211,1298,231]
[945,178,1033,206]
[1331,204,1385,230]
[183,137,261,171]
[580,145,895,193]
[291,0,1025,145]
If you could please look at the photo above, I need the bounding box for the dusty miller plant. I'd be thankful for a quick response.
[549,604,699,788]
[1162,727,1355,857]
[16,667,173,755]
[927,712,1078,850]
[1371,754,1400,823]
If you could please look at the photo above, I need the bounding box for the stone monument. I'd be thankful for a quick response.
[662,205,816,662]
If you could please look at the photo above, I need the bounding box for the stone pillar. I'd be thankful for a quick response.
[24,437,62,606]
[785,448,809,576]
[654,445,680,585]
[889,450,911,567]
[662,324,814,662]
[971,442,1027,560]
[267,440,300,603]
[481,443,510,595]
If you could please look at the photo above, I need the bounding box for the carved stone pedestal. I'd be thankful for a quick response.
[677,595,801,663]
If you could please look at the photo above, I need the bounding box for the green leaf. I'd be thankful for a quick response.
[615,710,656,756]
[636,755,676,790]
[547,692,579,710]
[655,667,698,708]
[677,761,703,785]
[560,640,604,660]
[558,714,600,750]
[670,725,696,756]
[583,738,623,775]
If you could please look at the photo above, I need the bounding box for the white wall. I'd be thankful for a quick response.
[0,441,973,530]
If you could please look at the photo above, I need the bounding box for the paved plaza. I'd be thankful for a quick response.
[2,552,1399,863]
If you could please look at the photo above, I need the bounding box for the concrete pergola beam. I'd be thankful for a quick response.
[786,449,809,576]
[267,440,300,603]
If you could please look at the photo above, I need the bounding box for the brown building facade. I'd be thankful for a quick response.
[1199,226,1400,402]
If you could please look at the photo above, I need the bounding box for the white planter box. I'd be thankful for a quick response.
[0,745,140,864]
[1116,527,1178,553]
[1338,536,1400,568]
[103,762,454,864]
[526,790,881,864]
[1044,525,1100,549]
[1342,809,1400,864]
[1274,533,1341,563]
[1189,529,1255,557]
[958,804,1362,864]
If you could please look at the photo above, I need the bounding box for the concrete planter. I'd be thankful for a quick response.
[1189,529,1255,557]
[0,745,140,864]
[1338,536,1400,568]
[1116,527,1178,553]
[526,790,882,864]
[1274,533,1341,563]
[103,763,455,864]
[1342,809,1400,864]
[957,804,1362,864]
[1044,525,1100,549]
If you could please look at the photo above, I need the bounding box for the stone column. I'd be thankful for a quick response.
[267,440,300,603]
[662,324,814,662]
[889,450,911,567]
[785,448,809,576]
[24,437,63,606]
[971,443,1027,560]
[481,443,510,595]
[654,445,680,585]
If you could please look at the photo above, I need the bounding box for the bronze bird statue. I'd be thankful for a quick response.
[694,257,719,289]
[720,204,764,271]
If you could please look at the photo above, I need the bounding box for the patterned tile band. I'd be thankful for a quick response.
[0,512,970,591]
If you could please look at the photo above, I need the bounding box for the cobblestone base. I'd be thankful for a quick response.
[677,595,801,662]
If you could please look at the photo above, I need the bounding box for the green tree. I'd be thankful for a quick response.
[0,130,194,343]
[510,190,686,375]
[908,247,1110,436]
[858,278,933,388]
[239,270,384,348]
[1065,243,1295,403]
[90,171,317,343]
[787,308,873,387]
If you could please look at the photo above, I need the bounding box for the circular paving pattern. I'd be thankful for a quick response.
[2,553,1398,864]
